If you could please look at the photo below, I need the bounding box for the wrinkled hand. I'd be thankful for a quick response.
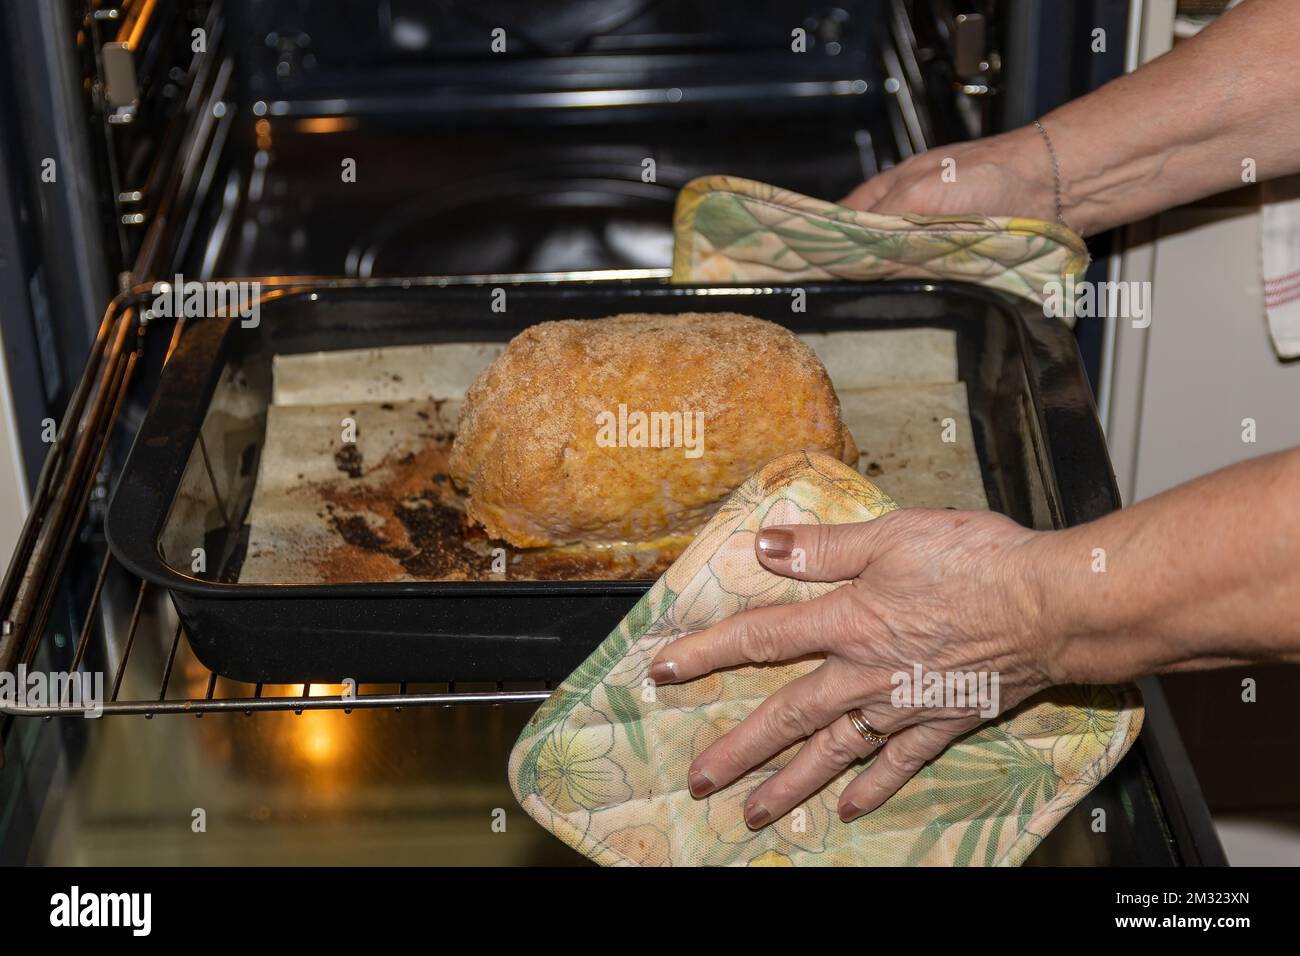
[841,126,1076,232]
[648,509,1062,828]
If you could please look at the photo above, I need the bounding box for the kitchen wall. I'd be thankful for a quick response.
[1108,198,1299,502]
[1106,0,1300,864]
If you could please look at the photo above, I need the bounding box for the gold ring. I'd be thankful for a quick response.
[847,708,890,746]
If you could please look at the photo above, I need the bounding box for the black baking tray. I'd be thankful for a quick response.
[106,280,1119,683]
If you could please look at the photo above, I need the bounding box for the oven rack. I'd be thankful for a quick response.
[0,274,679,724]
[1,0,942,722]
[0,280,1233,869]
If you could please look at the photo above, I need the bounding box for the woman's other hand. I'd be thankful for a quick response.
[648,509,1062,828]
[840,127,1079,231]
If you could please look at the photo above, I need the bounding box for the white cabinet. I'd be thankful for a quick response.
[1102,0,1300,504]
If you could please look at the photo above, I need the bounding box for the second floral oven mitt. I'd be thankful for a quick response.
[670,175,1090,314]
[508,452,1143,866]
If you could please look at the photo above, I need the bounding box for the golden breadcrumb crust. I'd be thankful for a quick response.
[449,312,857,547]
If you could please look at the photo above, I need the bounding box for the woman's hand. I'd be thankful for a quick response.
[648,508,1063,828]
[848,0,1300,241]
[841,126,1079,231]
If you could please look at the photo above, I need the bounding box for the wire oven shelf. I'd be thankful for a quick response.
[0,274,681,722]
[1,0,936,720]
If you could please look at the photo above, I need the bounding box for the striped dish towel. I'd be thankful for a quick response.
[1262,178,1300,360]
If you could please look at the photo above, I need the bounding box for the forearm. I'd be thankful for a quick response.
[1026,0,1300,235]
[1026,447,1300,684]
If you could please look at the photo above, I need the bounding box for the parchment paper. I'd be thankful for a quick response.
[238,328,986,584]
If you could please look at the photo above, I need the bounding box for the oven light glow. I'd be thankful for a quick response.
[301,726,337,763]
[295,116,358,134]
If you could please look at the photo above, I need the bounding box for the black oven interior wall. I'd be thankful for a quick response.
[0,0,1134,422]
[206,0,898,280]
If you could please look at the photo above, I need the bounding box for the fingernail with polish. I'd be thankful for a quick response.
[648,660,678,684]
[757,528,795,559]
[839,801,866,823]
[688,769,716,798]
[745,803,772,830]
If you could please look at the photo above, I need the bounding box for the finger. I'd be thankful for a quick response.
[648,588,852,684]
[837,721,973,821]
[742,711,884,829]
[755,514,907,582]
[688,663,849,798]
[840,172,897,210]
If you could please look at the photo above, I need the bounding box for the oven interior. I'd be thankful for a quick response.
[0,0,1224,866]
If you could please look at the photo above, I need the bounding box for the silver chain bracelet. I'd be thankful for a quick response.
[1032,119,1070,231]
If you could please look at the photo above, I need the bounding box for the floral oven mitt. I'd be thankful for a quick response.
[508,452,1143,866]
[671,175,1090,317]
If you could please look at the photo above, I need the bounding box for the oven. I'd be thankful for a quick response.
[0,0,1223,866]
